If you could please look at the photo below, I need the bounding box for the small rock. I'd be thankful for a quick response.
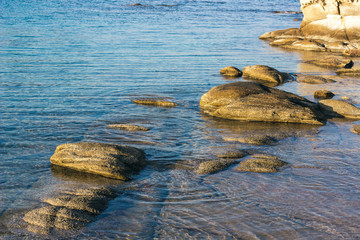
[351,125,360,135]
[296,75,335,84]
[108,124,149,131]
[314,90,335,99]
[196,159,237,175]
[220,66,242,77]
[236,155,288,173]
[319,99,360,119]
[305,56,353,69]
[50,142,146,181]
[133,98,177,107]
[242,65,290,84]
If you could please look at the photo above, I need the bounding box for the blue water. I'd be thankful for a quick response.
[1,0,360,239]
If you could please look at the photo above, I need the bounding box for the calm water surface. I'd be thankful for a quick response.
[1,0,360,239]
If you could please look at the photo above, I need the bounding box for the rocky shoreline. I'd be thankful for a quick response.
[17,0,360,236]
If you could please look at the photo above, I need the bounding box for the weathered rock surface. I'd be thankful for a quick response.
[305,56,353,68]
[50,142,146,181]
[242,65,292,84]
[23,187,117,231]
[319,99,360,119]
[296,74,336,84]
[220,66,242,77]
[108,124,150,131]
[200,82,325,125]
[133,98,177,107]
[260,0,360,52]
[314,90,335,99]
[236,155,288,173]
[351,125,360,134]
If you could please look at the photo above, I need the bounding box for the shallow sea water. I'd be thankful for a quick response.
[1,0,360,239]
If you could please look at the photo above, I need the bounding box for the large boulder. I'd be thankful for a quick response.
[300,0,360,42]
[50,142,146,181]
[199,82,326,125]
[260,0,360,52]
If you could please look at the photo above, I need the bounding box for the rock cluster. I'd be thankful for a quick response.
[50,142,146,181]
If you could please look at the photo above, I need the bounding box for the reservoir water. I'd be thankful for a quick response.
[1,0,360,239]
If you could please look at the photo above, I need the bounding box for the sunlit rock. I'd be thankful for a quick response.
[314,90,335,99]
[242,65,292,84]
[260,0,360,52]
[296,74,336,84]
[319,99,360,119]
[305,56,353,68]
[220,66,242,77]
[50,142,146,181]
[200,82,325,124]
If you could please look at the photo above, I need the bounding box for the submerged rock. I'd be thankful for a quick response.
[319,99,360,119]
[314,90,335,99]
[133,98,177,107]
[200,82,325,125]
[242,65,291,84]
[223,135,278,146]
[220,66,242,77]
[23,186,117,231]
[296,74,336,84]
[108,124,150,131]
[236,155,288,173]
[196,159,238,175]
[351,125,360,135]
[215,149,248,159]
[50,142,146,181]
